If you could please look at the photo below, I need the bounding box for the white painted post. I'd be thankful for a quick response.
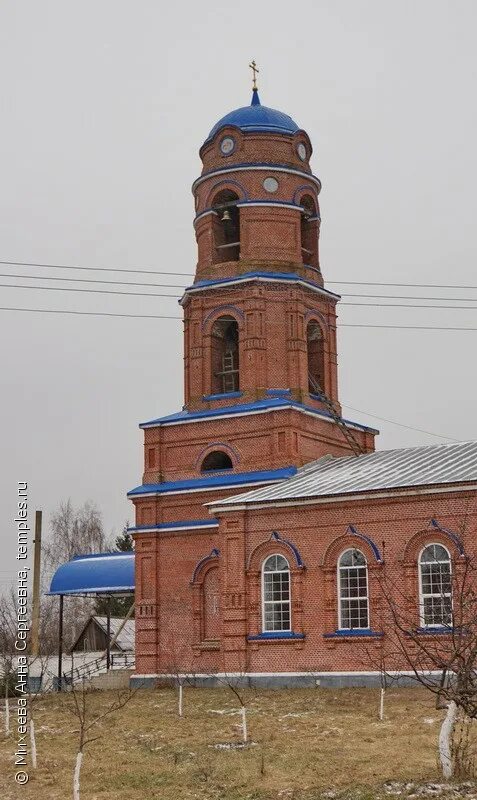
[379,688,385,721]
[241,705,248,743]
[178,682,183,717]
[5,684,10,736]
[439,701,457,779]
[30,718,37,769]
[73,751,83,800]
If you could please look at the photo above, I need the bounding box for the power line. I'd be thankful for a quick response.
[5,283,477,311]
[328,280,477,290]
[0,283,179,298]
[3,272,477,304]
[0,272,187,289]
[2,259,477,292]
[341,324,477,331]
[0,259,193,277]
[341,402,461,442]
[340,302,477,310]
[0,307,181,319]
[2,306,477,330]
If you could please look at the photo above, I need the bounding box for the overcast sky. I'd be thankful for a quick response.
[1,0,477,592]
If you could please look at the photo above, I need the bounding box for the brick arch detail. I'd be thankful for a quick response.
[191,548,220,584]
[247,531,305,572]
[305,309,328,335]
[294,184,320,207]
[205,179,248,207]
[399,526,464,565]
[194,442,241,471]
[321,528,382,568]
[202,305,244,332]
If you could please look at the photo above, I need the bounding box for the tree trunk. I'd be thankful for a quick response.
[241,705,248,743]
[73,750,83,800]
[379,688,385,721]
[30,718,37,768]
[439,701,457,779]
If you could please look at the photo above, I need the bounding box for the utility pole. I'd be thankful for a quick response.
[31,509,42,657]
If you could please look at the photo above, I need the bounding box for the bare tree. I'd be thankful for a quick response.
[373,550,477,778]
[43,500,105,574]
[64,680,137,800]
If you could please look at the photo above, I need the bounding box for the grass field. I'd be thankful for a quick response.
[0,686,475,800]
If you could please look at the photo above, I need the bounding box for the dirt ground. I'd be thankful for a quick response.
[0,686,475,800]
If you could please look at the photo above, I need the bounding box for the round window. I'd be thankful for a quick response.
[297,142,307,161]
[263,176,279,193]
[220,136,235,155]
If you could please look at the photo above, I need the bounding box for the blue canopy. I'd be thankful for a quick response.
[47,552,135,596]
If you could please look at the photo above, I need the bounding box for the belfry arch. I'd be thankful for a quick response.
[307,320,325,394]
[211,189,240,263]
[300,194,319,269]
[210,315,240,395]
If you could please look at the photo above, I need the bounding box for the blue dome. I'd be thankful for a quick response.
[206,90,300,142]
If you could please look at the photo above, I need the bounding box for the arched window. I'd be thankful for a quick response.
[201,451,233,472]
[419,544,452,628]
[307,320,325,394]
[202,566,220,641]
[338,549,369,630]
[212,190,240,263]
[210,315,239,394]
[300,194,317,266]
[262,554,291,632]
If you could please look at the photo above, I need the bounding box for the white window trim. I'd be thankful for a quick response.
[418,543,452,629]
[337,548,370,631]
[261,554,292,633]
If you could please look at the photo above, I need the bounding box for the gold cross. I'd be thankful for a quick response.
[249,60,259,90]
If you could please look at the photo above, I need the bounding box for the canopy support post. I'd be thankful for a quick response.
[57,594,64,692]
[106,597,111,671]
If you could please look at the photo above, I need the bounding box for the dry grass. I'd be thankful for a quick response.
[0,686,473,799]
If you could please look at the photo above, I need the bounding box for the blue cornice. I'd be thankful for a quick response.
[247,631,305,640]
[128,519,219,532]
[192,163,321,193]
[139,396,379,435]
[180,271,339,301]
[127,466,297,498]
[324,629,383,638]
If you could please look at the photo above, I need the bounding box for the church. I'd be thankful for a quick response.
[128,74,477,687]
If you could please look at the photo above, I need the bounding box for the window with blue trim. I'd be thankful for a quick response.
[338,549,369,630]
[262,554,291,632]
[419,544,452,628]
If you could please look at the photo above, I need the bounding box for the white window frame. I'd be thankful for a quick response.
[337,548,370,631]
[418,543,452,629]
[261,554,291,633]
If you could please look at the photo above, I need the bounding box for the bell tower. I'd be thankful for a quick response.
[129,74,378,678]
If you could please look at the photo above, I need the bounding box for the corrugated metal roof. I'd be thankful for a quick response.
[94,617,135,651]
[210,441,477,508]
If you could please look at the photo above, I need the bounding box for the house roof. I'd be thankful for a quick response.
[70,616,135,652]
[93,617,135,651]
[209,440,477,509]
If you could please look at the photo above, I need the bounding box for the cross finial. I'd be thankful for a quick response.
[249,60,259,90]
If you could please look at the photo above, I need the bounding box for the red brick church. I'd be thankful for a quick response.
[128,81,477,687]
